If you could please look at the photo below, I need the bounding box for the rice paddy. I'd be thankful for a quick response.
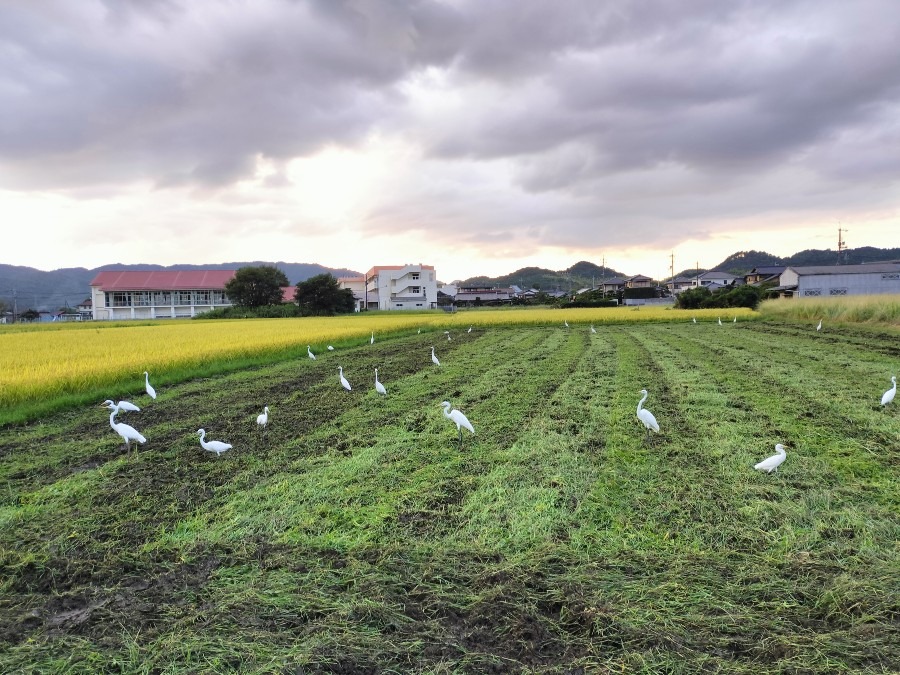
[1,313,897,672]
[0,306,753,422]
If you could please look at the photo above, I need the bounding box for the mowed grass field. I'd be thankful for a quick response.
[1,319,898,672]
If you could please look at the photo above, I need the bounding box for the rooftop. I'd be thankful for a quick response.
[90,270,237,290]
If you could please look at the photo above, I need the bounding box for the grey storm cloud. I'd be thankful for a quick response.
[1,0,898,252]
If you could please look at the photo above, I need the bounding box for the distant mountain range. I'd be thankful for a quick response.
[673,246,900,280]
[458,260,627,292]
[0,262,360,312]
[459,246,900,290]
[3,246,899,312]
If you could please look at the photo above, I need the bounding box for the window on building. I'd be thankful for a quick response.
[133,291,152,306]
[416,303,423,307]
[411,286,421,294]
[109,291,132,307]
[882,273,900,280]
[212,291,228,305]
[803,288,822,296]
[153,291,172,305]
[829,288,848,295]
[194,290,211,305]
[396,303,403,307]
[411,273,419,280]
[176,291,193,305]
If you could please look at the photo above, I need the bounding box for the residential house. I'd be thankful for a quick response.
[76,298,93,320]
[775,263,900,298]
[625,274,654,288]
[336,275,366,312]
[454,286,513,306]
[692,270,741,288]
[745,266,785,286]
[601,277,626,294]
[90,270,235,320]
[666,276,695,294]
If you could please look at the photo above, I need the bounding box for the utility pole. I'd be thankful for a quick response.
[668,251,675,296]
[837,227,848,264]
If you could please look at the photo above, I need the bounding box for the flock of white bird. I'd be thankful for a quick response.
[101,334,476,457]
[101,320,896,472]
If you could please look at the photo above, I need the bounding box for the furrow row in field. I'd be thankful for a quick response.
[635,325,900,563]
[749,320,900,359]
[145,327,589,552]
[655,324,899,476]
[599,324,900,665]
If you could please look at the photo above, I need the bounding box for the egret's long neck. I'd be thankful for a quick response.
[637,392,648,411]
[109,410,117,428]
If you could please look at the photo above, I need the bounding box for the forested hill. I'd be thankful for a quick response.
[712,247,900,276]
[458,261,627,291]
[0,262,360,313]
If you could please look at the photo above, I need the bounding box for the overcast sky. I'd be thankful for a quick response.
[1,0,898,280]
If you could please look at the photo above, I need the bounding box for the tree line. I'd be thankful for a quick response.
[201,266,356,318]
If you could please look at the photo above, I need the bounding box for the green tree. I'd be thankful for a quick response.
[719,284,765,309]
[21,308,40,322]
[224,266,289,308]
[294,274,356,315]
[675,286,712,309]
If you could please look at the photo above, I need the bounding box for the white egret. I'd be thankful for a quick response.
[143,371,157,399]
[417,328,421,334]
[102,399,140,413]
[431,346,440,366]
[754,444,787,473]
[370,332,375,345]
[374,368,387,395]
[692,317,697,324]
[307,345,316,360]
[441,401,475,446]
[733,316,737,323]
[564,320,569,328]
[106,407,146,451]
[590,325,597,334]
[327,345,335,350]
[467,326,472,333]
[718,317,722,326]
[816,319,822,331]
[338,366,352,391]
[636,389,660,440]
[881,376,896,406]
[444,330,451,342]
[256,405,269,429]
[197,429,232,456]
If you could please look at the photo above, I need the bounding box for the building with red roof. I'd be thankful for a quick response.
[89,270,237,320]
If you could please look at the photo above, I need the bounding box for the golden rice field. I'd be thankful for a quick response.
[1,306,752,416]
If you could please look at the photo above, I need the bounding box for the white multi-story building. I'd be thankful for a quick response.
[356,264,438,310]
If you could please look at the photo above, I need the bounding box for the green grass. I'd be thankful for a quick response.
[1,321,898,672]
[759,294,900,327]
